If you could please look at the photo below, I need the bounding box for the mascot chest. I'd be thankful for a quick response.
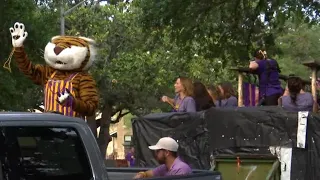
[45,71,81,98]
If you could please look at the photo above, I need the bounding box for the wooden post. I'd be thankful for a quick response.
[230,67,250,107]
[302,60,320,113]
[312,68,318,112]
[238,73,244,107]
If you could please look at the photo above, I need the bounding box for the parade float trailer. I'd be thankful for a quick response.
[132,107,318,180]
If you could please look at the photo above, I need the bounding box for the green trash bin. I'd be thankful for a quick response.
[213,155,281,180]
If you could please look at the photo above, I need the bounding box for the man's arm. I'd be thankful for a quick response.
[133,170,154,179]
[133,165,166,179]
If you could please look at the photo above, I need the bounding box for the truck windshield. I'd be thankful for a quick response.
[0,126,92,180]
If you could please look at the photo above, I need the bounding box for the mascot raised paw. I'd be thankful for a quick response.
[9,22,99,118]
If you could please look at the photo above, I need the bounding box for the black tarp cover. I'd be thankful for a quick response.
[132,106,320,179]
[132,112,210,169]
[205,106,297,151]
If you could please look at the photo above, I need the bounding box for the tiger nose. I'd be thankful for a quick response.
[54,46,64,55]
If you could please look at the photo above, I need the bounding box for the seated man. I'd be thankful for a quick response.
[133,137,192,179]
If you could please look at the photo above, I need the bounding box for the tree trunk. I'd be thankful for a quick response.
[97,104,112,158]
[86,115,97,138]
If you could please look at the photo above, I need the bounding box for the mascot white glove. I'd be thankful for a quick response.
[57,89,74,107]
[9,22,28,47]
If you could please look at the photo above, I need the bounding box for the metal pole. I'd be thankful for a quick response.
[64,0,86,15]
[60,0,65,35]
[60,0,86,36]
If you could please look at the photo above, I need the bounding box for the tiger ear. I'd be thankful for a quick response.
[80,36,97,71]
[51,36,61,41]
[79,36,96,45]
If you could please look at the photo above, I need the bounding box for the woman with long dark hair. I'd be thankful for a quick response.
[280,76,313,111]
[193,81,215,111]
[215,82,237,107]
[249,49,283,105]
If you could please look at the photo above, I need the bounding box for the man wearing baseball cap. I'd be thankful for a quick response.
[133,137,192,179]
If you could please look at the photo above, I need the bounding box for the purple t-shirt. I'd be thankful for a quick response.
[281,92,313,112]
[215,96,238,107]
[255,59,283,97]
[125,152,135,167]
[173,95,196,112]
[152,157,192,176]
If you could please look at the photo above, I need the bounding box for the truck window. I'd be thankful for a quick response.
[0,126,92,180]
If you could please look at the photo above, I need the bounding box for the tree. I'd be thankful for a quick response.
[136,0,320,64]
[275,22,320,80]
[0,0,59,111]
[66,3,174,156]
[65,1,238,156]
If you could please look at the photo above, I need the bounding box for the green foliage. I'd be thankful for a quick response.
[0,0,59,111]
[277,23,320,62]
[66,4,216,115]
[1,0,319,114]
[123,113,134,129]
[275,22,320,80]
[136,0,320,63]
[65,2,320,117]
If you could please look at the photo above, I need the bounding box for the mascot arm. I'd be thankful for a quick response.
[13,47,52,85]
[9,22,52,85]
[72,74,99,116]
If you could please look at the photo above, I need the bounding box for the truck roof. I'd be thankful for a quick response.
[0,112,86,124]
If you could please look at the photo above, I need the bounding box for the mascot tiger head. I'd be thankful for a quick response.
[44,36,97,71]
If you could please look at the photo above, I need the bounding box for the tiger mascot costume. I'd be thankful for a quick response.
[8,22,99,118]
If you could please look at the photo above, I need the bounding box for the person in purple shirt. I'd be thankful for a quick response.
[161,77,196,112]
[215,82,238,107]
[279,76,314,111]
[125,147,135,167]
[133,137,192,179]
[249,49,283,105]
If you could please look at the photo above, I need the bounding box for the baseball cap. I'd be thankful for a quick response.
[149,137,179,152]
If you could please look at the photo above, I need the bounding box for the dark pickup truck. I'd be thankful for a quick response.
[0,112,221,180]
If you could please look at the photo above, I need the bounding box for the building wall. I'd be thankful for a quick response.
[106,118,132,159]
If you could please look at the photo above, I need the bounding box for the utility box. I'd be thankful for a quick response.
[214,155,280,180]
